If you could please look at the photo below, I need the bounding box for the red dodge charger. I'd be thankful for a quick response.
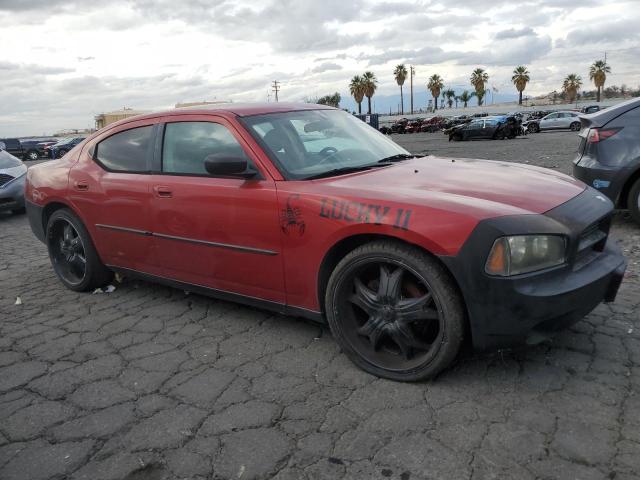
[25,103,626,380]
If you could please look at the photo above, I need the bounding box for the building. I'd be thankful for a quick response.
[94,108,149,130]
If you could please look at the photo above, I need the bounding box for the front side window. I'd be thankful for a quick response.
[95,126,153,172]
[162,122,250,175]
[242,110,410,180]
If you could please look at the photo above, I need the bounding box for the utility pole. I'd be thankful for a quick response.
[272,80,280,102]
[410,65,415,114]
[267,91,272,102]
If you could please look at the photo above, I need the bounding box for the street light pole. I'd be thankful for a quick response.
[410,65,415,115]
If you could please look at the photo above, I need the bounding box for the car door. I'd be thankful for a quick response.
[464,120,482,139]
[540,113,557,130]
[149,116,285,304]
[68,120,157,272]
[556,113,571,129]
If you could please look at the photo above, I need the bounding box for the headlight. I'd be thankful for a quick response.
[485,235,566,276]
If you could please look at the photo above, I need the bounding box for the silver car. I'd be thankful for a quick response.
[539,111,582,131]
[0,145,27,214]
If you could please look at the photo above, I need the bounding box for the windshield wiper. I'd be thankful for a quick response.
[376,153,416,163]
[304,164,385,180]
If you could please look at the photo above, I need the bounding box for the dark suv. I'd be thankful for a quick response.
[573,98,640,224]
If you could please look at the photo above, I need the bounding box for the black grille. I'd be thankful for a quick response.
[574,215,612,270]
[0,173,15,187]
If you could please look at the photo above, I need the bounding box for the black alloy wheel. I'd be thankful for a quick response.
[326,241,464,381]
[57,148,68,158]
[49,218,87,287]
[570,122,581,132]
[46,208,113,291]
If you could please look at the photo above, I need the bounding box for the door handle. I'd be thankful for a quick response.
[74,181,89,191]
[154,185,173,198]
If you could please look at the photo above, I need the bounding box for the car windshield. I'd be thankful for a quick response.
[0,150,22,169]
[242,109,411,180]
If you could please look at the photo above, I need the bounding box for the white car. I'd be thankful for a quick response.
[538,111,582,132]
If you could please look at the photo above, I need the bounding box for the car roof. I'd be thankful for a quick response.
[581,97,640,127]
[98,102,337,133]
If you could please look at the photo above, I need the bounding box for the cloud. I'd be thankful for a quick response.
[310,62,343,74]
[494,27,536,40]
[563,18,639,46]
[0,61,74,75]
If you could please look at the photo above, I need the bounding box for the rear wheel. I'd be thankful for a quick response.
[46,208,113,291]
[26,150,39,161]
[325,241,465,381]
[570,122,581,132]
[628,178,640,225]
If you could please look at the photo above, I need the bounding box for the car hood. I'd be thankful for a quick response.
[316,156,586,218]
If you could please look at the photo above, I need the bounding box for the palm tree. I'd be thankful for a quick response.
[470,68,489,106]
[349,75,365,114]
[445,88,455,108]
[427,74,444,110]
[393,64,408,115]
[362,71,378,114]
[563,74,583,103]
[511,65,530,105]
[589,60,611,102]
[458,90,473,108]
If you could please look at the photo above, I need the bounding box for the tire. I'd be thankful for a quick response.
[528,123,539,133]
[56,148,68,158]
[46,208,113,292]
[570,122,581,132]
[26,150,39,161]
[325,240,465,381]
[628,178,640,225]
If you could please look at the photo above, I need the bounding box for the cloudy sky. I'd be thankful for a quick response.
[1,0,638,136]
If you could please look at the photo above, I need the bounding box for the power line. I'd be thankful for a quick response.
[272,80,280,102]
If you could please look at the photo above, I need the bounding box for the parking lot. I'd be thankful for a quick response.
[1,130,639,480]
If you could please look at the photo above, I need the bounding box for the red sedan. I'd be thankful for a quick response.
[25,103,626,381]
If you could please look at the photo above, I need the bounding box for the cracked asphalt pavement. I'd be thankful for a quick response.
[1,130,639,479]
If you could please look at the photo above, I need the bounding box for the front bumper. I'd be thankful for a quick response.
[441,187,627,350]
[0,174,26,212]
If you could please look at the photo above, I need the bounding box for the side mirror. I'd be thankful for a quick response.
[204,154,257,179]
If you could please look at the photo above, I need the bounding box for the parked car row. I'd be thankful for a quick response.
[380,106,607,137]
[0,136,86,160]
[0,143,27,214]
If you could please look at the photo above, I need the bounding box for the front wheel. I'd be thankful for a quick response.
[46,208,113,291]
[325,241,465,381]
[26,150,39,161]
[628,178,640,225]
[56,148,68,158]
[528,123,539,133]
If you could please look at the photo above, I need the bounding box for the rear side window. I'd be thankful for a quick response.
[95,126,153,172]
[162,122,250,175]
